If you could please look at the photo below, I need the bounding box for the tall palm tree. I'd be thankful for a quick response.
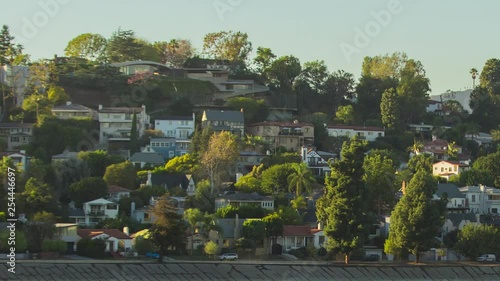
[470,68,478,89]
[287,163,315,197]
[409,139,424,156]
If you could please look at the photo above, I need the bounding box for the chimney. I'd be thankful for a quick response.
[123,226,130,236]
[66,101,72,106]
[240,108,244,113]
[317,221,323,230]
[98,104,103,110]
[401,181,406,195]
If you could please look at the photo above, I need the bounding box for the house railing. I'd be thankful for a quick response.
[87,210,105,216]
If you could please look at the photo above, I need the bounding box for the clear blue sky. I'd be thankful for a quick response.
[3,0,500,95]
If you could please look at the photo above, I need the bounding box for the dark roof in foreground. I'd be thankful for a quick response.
[436,183,465,198]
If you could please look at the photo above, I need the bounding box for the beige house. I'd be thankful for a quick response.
[55,223,80,253]
[246,121,314,152]
[432,160,469,180]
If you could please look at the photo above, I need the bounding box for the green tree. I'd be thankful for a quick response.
[253,46,276,76]
[69,177,108,207]
[262,213,283,238]
[266,55,302,94]
[385,170,446,263]
[164,153,199,174]
[104,28,143,63]
[204,241,218,259]
[183,208,204,254]
[47,85,69,105]
[407,154,435,174]
[64,33,107,61]
[0,25,15,65]
[103,161,137,190]
[455,224,500,260]
[380,88,400,129]
[78,150,123,177]
[201,132,240,194]
[335,105,354,125]
[189,126,213,159]
[260,163,295,194]
[456,169,494,187]
[149,195,187,262]
[129,112,139,153]
[316,137,371,264]
[202,30,252,64]
[363,151,397,215]
[20,178,57,216]
[242,219,266,246]
[226,97,269,124]
[157,39,194,67]
[287,163,315,197]
[472,150,500,187]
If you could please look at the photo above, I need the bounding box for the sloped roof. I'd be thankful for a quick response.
[108,185,131,194]
[218,192,272,201]
[99,107,144,114]
[249,121,314,128]
[52,103,93,112]
[436,183,465,199]
[203,110,244,123]
[326,124,384,132]
[446,213,478,227]
[151,173,189,189]
[283,225,314,237]
[130,152,165,164]
[85,198,115,205]
[77,229,131,240]
[0,123,34,128]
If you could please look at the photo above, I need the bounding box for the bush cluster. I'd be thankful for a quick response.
[76,237,106,258]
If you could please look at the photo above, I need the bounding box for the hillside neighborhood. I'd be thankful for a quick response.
[1,25,500,266]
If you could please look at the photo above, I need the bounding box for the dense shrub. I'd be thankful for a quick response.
[133,236,154,255]
[42,239,66,253]
[76,237,106,258]
[216,205,268,218]
[288,247,308,259]
[0,230,27,253]
[317,247,327,257]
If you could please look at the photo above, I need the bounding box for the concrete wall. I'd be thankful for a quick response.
[2,262,500,281]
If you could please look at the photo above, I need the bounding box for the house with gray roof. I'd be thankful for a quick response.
[441,213,479,237]
[130,146,165,168]
[51,101,97,120]
[201,109,244,138]
[0,123,34,151]
[433,183,468,213]
[214,192,274,211]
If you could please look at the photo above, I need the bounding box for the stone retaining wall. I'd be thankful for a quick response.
[1,262,500,281]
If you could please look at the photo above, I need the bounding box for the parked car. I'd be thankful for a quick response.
[219,253,238,260]
[363,254,380,261]
[146,252,160,259]
[476,254,496,262]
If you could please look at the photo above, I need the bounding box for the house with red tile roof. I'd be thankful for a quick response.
[77,229,132,252]
[432,160,470,180]
[108,185,132,203]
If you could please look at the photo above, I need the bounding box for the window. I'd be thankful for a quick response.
[454,166,458,172]
[10,137,19,142]
[169,151,174,157]
[368,132,373,135]
[441,167,444,172]
[296,237,304,247]
[107,204,117,210]
[319,236,325,245]
[472,195,476,202]
[493,208,498,214]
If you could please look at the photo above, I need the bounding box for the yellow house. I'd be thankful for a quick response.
[432,161,470,180]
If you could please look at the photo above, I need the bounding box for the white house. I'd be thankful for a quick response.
[326,125,384,142]
[108,185,131,203]
[51,101,96,120]
[433,184,468,213]
[0,150,30,171]
[300,146,334,176]
[98,104,150,144]
[440,213,479,237]
[154,113,195,139]
[426,100,443,115]
[432,161,469,180]
[460,185,500,214]
[277,225,315,252]
[77,229,133,252]
[214,192,274,211]
[55,223,80,253]
[69,198,119,226]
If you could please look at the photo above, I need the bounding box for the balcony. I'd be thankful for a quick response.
[279,131,303,136]
[87,210,105,216]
